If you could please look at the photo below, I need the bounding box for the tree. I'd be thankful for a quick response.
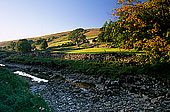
[98,20,118,43]
[15,39,32,52]
[31,43,36,50]
[68,28,86,46]
[6,41,16,51]
[39,40,48,50]
[35,38,46,45]
[111,0,170,63]
[98,32,105,42]
[100,21,108,31]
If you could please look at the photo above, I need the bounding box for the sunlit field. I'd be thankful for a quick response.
[52,47,145,55]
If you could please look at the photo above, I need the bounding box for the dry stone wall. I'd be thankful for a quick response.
[16,52,135,62]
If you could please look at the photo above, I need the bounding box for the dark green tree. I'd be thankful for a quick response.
[15,39,32,52]
[100,21,108,31]
[31,43,36,50]
[39,40,48,50]
[35,38,46,45]
[68,28,86,46]
[98,20,115,42]
[7,41,16,51]
[98,32,105,42]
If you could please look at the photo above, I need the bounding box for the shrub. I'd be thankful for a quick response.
[0,68,50,112]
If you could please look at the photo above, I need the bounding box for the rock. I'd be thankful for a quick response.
[95,84,104,91]
[2,60,170,112]
[30,68,39,72]
[98,75,106,84]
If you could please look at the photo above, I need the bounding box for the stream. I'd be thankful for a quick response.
[0,62,170,112]
[14,71,48,83]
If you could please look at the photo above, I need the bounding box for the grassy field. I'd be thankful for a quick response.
[48,40,71,47]
[51,47,145,55]
[66,48,141,54]
[86,36,97,39]
[84,29,100,37]
[1,28,144,55]
[0,67,50,112]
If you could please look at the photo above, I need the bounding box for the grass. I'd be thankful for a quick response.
[5,56,121,79]
[5,55,170,79]
[38,28,100,49]
[48,35,69,47]
[0,67,50,112]
[48,40,71,47]
[48,44,145,55]
[84,28,100,37]
[48,36,97,49]
[0,51,10,58]
[61,47,145,55]
[86,36,97,39]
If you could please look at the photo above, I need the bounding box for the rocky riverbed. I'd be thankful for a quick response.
[1,61,170,112]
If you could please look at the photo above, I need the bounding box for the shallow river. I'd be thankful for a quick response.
[1,62,170,112]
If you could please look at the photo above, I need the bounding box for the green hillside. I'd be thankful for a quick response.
[0,28,144,54]
[0,28,100,49]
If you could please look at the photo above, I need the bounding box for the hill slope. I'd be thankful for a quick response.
[0,28,100,48]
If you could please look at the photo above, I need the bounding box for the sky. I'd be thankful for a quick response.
[0,0,120,42]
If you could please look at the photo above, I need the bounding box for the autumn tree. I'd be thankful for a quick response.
[112,0,170,63]
[68,28,86,47]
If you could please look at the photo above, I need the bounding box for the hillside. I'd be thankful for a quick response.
[0,28,100,47]
[0,28,144,54]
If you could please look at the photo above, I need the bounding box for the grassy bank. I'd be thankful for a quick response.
[0,67,50,112]
[5,55,120,79]
[0,51,10,59]
[5,55,170,79]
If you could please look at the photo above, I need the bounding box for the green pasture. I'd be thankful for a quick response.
[48,36,96,48]
[86,36,97,39]
[52,47,145,55]
[48,40,71,47]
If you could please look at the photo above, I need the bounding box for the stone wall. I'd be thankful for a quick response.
[16,52,135,62]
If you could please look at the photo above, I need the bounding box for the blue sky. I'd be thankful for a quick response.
[0,0,119,42]
[0,0,146,42]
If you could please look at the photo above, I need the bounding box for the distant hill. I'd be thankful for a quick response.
[0,28,100,47]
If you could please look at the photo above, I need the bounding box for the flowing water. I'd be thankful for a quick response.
[0,64,5,66]
[14,71,48,83]
[1,63,48,83]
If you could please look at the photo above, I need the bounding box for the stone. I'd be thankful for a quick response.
[2,59,170,112]
[30,68,39,72]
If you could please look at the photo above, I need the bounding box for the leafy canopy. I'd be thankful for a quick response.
[110,0,170,63]
[15,39,32,52]
[6,41,16,51]
[39,40,48,50]
[68,28,86,46]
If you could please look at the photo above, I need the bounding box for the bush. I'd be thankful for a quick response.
[0,68,50,112]
[15,39,32,52]
[60,42,75,47]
